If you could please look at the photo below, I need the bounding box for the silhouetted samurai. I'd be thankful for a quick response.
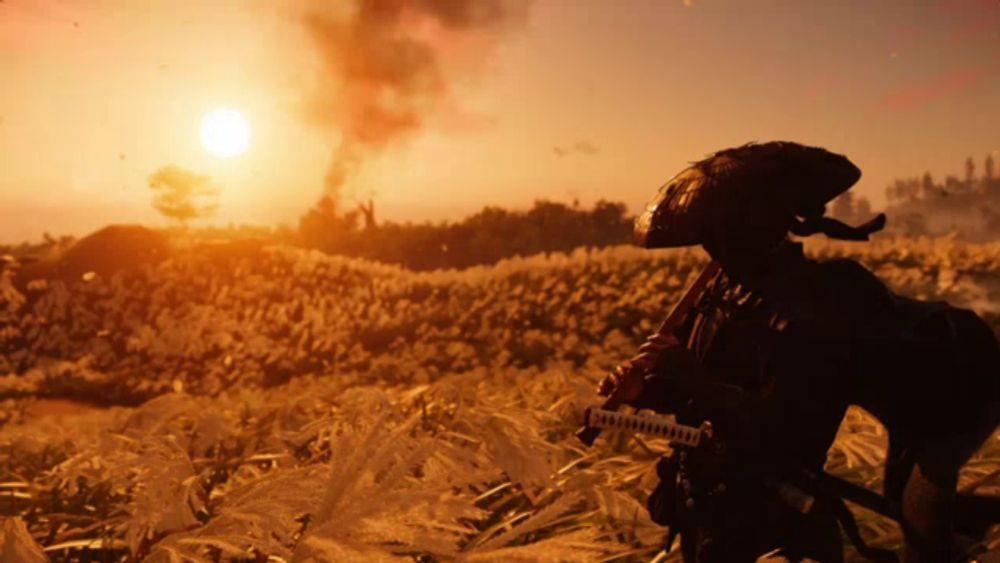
[599,142,1000,562]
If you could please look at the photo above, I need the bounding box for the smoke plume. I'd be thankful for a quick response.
[303,0,530,202]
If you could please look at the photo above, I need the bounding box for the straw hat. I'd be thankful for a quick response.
[634,142,884,248]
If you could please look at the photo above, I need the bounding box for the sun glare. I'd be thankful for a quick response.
[200,108,250,158]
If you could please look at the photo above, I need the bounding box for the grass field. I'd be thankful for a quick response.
[0,237,997,561]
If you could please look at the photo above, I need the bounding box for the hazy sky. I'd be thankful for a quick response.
[1,0,998,243]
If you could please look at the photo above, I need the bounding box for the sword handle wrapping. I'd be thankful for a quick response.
[581,407,707,447]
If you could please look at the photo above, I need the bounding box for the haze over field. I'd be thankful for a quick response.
[0,0,998,243]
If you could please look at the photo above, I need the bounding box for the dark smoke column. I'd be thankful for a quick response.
[303,0,531,203]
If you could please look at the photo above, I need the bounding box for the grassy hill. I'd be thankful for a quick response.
[0,237,998,560]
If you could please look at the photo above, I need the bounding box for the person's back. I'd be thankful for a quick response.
[845,277,1000,561]
[702,248,1000,560]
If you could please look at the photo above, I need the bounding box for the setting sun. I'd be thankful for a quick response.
[199,108,250,158]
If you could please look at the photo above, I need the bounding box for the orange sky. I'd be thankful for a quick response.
[1,0,998,243]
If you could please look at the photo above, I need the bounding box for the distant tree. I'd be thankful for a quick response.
[358,199,376,230]
[854,195,872,219]
[985,154,995,185]
[148,165,219,227]
[920,172,936,200]
[884,183,896,205]
[965,156,976,189]
[298,196,360,253]
[944,175,961,195]
[887,178,918,204]
[982,205,1000,235]
[831,192,872,222]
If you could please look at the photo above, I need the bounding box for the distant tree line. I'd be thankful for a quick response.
[2,199,634,273]
[297,198,634,270]
[880,154,1000,240]
[828,190,874,226]
[885,154,999,205]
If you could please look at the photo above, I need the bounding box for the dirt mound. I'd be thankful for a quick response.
[15,225,170,287]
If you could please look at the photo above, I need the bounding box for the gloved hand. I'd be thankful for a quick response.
[596,362,646,403]
[597,333,682,405]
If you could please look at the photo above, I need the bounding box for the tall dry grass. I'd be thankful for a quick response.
[0,236,996,560]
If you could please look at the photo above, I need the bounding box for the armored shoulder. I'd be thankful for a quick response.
[803,258,896,325]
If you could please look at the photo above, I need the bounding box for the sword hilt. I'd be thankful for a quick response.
[582,407,712,448]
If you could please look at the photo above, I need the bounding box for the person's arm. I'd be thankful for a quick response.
[596,287,707,410]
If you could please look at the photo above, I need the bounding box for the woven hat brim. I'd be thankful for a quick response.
[634,142,861,249]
